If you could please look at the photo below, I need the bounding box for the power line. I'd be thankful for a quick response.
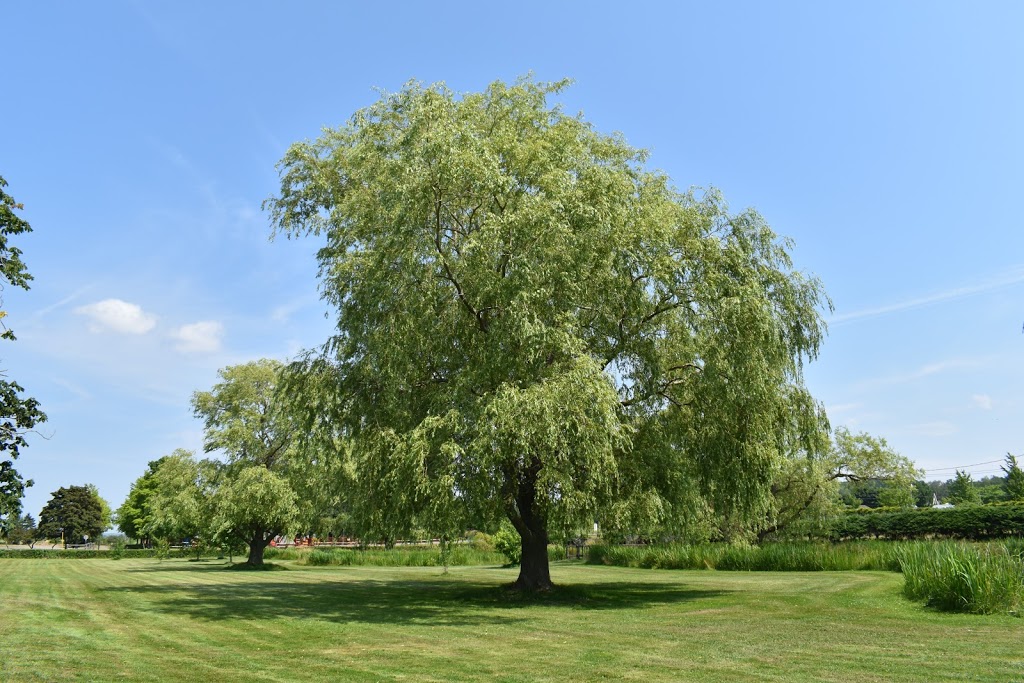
[922,459,1004,474]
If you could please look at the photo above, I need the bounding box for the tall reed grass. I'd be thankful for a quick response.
[587,541,904,572]
[587,539,1023,615]
[897,540,1023,615]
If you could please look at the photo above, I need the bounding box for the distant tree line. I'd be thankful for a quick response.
[840,454,1024,509]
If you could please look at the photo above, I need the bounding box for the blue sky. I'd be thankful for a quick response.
[3,1,1022,518]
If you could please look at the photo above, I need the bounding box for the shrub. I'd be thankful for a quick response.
[493,522,521,566]
[465,530,493,552]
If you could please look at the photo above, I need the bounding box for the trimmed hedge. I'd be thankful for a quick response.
[831,504,1024,541]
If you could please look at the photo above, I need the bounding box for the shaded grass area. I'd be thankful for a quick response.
[2,559,1023,682]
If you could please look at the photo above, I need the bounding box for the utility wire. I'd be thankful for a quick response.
[922,459,1004,473]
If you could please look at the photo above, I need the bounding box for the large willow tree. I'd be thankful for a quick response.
[269,78,829,590]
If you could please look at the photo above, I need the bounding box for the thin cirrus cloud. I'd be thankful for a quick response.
[971,394,994,411]
[831,265,1024,325]
[74,298,157,334]
[855,357,989,389]
[171,321,224,353]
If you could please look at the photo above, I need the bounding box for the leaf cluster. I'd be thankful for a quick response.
[0,175,46,528]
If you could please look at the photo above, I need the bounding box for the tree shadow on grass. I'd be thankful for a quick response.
[102,569,725,627]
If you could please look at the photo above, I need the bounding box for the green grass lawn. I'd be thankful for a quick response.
[1,558,1020,682]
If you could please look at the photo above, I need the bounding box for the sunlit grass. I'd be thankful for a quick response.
[2,558,1022,681]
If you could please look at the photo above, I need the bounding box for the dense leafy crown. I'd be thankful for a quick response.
[268,78,830,540]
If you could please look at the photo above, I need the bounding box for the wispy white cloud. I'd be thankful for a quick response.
[33,286,93,320]
[270,294,320,324]
[825,402,862,415]
[831,265,1024,325]
[75,299,157,334]
[857,357,988,389]
[50,377,92,401]
[971,394,993,410]
[172,321,224,353]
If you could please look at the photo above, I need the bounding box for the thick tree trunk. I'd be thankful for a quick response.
[246,533,270,566]
[509,461,553,591]
[514,525,552,591]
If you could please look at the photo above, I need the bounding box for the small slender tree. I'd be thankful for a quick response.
[1002,453,1024,502]
[947,470,981,505]
[147,450,218,550]
[193,360,300,566]
[211,466,298,566]
[116,457,167,546]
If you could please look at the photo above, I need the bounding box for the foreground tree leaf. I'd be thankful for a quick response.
[0,175,46,532]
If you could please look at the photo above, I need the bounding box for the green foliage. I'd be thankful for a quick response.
[976,483,1009,505]
[193,360,314,565]
[115,457,166,543]
[0,175,46,533]
[85,483,112,531]
[212,465,298,557]
[1003,453,1024,502]
[876,480,916,509]
[913,480,935,507]
[37,485,105,547]
[2,512,35,545]
[757,428,920,540]
[269,76,830,589]
[587,541,904,572]
[898,541,1023,615]
[299,545,509,567]
[830,502,1024,540]
[948,470,982,505]
[493,521,522,566]
[465,530,493,552]
[192,360,292,470]
[147,450,219,543]
[0,175,34,292]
